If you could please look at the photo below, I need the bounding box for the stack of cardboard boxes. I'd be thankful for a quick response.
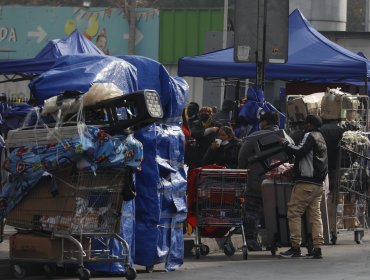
[287,92,324,123]
[286,88,360,123]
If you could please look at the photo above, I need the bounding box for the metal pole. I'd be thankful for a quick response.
[222,0,228,49]
[256,0,261,87]
[261,0,267,91]
[220,0,229,107]
[366,0,370,32]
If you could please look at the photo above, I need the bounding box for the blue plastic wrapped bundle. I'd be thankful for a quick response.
[29,54,138,105]
[134,123,187,271]
[0,126,143,221]
[238,86,286,135]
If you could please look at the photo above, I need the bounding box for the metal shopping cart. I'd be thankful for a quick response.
[5,167,136,280]
[194,169,248,260]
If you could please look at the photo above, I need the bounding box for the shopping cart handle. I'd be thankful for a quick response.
[339,145,370,161]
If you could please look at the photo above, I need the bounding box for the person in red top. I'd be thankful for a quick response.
[181,107,191,145]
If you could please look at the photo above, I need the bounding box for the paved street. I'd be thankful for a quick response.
[1,229,370,280]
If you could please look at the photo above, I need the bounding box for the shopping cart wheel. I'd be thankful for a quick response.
[77,266,91,280]
[242,246,248,260]
[125,265,137,280]
[223,242,235,257]
[195,247,201,259]
[43,264,56,278]
[13,263,26,279]
[145,265,154,273]
[200,244,210,256]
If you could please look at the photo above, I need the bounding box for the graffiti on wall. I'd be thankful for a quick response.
[0,6,159,60]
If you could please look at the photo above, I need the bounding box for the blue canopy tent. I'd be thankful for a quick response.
[0,29,104,81]
[178,9,370,83]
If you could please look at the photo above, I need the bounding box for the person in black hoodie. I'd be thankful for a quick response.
[238,110,281,251]
[190,106,222,168]
[201,126,241,168]
[279,114,328,259]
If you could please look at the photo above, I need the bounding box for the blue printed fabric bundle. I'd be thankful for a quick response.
[0,126,143,219]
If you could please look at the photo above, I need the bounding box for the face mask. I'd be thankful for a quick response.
[221,140,229,146]
[199,113,210,122]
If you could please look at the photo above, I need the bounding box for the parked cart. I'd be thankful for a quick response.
[5,167,136,280]
[194,169,248,260]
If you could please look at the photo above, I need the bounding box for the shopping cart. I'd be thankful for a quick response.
[194,169,248,259]
[5,167,136,280]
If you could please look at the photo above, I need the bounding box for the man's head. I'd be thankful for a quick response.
[199,106,213,122]
[305,114,322,130]
[259,111,279,129]
[187,102,199,120]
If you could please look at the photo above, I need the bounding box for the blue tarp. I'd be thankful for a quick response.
[0,30,103,76]
[134,124,187,271]
[29,54,138,104]
[35,29,104,59]
[117,55,188,270]
[178,9,370,82]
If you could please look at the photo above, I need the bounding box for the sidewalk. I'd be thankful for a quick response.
[0,225,244,278]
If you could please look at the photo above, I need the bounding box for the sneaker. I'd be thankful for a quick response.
[280,247,302,258]
[247,239,262,251]
[312,248,322,259]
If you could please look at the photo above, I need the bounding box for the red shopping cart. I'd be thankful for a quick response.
[190,168,248,259]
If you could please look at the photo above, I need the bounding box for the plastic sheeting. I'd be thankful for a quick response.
[118,55,189,270]
[238,86,286,135]
[29,55,138,104]
[134,124,187,271]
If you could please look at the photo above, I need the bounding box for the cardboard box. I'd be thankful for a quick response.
[343,217,359,229]
[287,92,324,123]
[321,89,360,120]
[6,167,123,234]
[9,232,91,261]
[6,168,76,231]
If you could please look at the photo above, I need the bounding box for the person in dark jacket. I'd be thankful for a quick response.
[202,126,241,169]
[190,106,222,168]
[279,114,328,259]
[238,111,280,251]
[186,102,200,129]
[320,120,344,240]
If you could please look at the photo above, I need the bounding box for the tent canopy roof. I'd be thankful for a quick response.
[0,29,104,78]
[178,9,370,82]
